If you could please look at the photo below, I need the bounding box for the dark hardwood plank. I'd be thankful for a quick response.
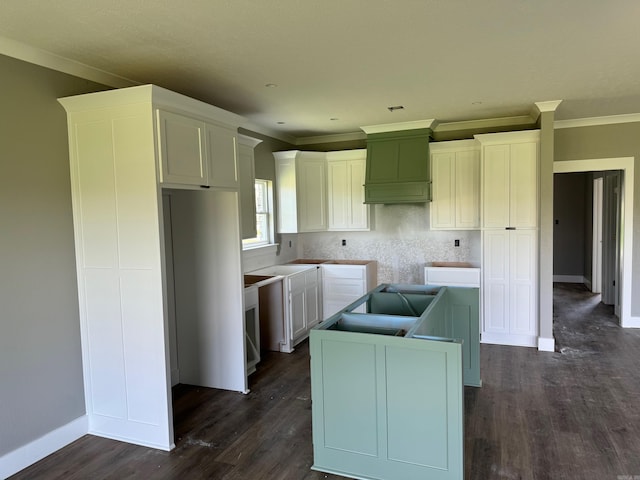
[11,283,640,479]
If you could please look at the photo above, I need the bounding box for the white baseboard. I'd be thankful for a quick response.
[584,277,592,291]
[481,332,537,348]
[553,275,586,284]
[0,415,88,479]
[537,336,556,352]
[622,315,640,329]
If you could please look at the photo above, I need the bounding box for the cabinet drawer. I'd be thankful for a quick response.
[424,267,480,287]
[323,278,365,297]
[322,265,365,280]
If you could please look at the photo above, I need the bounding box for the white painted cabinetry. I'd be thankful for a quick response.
[430,140,480,230]
[237,134,262,239]
[274,151,327,233]
[157,109,209,187]
[59,85,246,451]
[321,262,377,319]
[157,110,239,190]
[326,149,370,231]
[289,267,321,342]
[476,130,540,347]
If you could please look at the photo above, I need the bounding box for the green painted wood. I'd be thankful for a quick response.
[364,129,431,204]
[446,287,482,387]
[310,330,463,480]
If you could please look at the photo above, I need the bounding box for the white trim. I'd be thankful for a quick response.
[429,139,479,152]
[553,275,586,283]
[553,157,634,328]
[360,119,436,134]
[241,121,298,145]
[537,336,556,352]
[474,129,540,145]
[584,277,593,291]
[534,100,563,113]
[0,36,137,88]
[623,316,640,328]
[296,131,366,146]
[237,134,263,148]
[325,149,366,161]
[481,332,537,348]
[555,113,640,130]
[0,416,88,479]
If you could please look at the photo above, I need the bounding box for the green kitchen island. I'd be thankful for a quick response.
[310,284,480,480]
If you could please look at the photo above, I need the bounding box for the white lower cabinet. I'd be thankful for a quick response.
[287,267,321,345]
[482,229,538,347]
[321,262,377,319]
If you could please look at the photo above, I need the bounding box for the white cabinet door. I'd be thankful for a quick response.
[289,278,306,341]
[482,144,510,229]
[430,151,456,229]
[237,135,262,240]
[482,139,538,229]
[327,160,349,230]
[482,229,537,346]
[510,142,538,228]
[304,269,321,330]
[157,110,208,187]
[297,157,327,232]
[509,229,537,336]
[430,141,480,230]
[455,150,480,229]
[327,155,369,231]
[206,123,238,189]
[348,158,369,230]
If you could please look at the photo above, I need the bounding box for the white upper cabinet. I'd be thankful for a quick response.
[157,110,208,187]
[430,140,480,230]
[157,108,240,190]
[327,149,370,231]
[206,122,239,189]
[237,134,262,239]
[274,151,327,233]
[476,130,540,229]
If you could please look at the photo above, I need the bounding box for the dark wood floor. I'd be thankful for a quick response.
[11,283,640,479]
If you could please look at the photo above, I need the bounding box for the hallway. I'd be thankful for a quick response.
[10,284,640,479]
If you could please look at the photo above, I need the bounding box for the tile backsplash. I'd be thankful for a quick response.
[299,203,481,284]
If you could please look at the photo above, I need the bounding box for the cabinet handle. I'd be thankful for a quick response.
[505,227,516,230]
[200,185,210,189]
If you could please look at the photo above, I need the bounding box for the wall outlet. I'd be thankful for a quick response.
[454,239,460,247]
[342,239,347,246]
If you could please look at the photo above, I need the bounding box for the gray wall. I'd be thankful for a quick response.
[555,123,640,315]
[0,54,107,456]
[553,173,588,276]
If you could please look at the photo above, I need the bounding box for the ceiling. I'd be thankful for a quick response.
[2,0,640,142]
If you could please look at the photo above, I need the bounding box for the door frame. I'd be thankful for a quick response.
[592,176,603,294]
[553,158,634,327]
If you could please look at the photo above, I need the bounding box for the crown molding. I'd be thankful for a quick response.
[238,121,298,145]
[554,113,640,129]
[360,119,436,135]
[434,115,535,133]
[534,100,563,114]
[0,36,138,88]
[295,131,366,146]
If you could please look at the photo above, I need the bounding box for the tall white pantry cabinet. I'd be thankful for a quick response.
[59,85,248,451]
[477,130,540,348]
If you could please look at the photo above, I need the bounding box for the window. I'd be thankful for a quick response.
[242,179,274,248]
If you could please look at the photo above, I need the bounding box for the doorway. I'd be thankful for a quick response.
[553,158,635,327]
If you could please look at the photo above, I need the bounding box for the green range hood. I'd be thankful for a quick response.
[361,120,434,204]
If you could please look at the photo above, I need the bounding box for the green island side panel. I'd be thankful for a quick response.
[310,330,463,480]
